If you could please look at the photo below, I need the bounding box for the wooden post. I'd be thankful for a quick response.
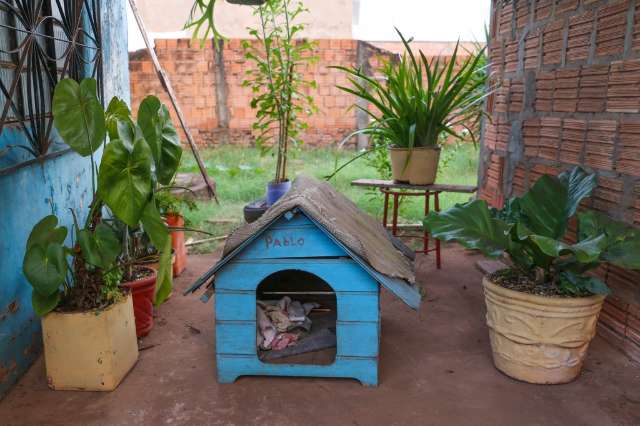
[127,0,218,202]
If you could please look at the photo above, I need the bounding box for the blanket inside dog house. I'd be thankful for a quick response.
[185,176,421,386]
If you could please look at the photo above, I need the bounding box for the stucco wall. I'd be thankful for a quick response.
[134,0,353,39]
[0,0,130,398]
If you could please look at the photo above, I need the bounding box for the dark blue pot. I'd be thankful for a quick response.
[266,180,291,206]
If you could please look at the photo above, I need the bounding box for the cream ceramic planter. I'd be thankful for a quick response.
[42,293,139,391]
[389,147,441,185]
[483,277,605,384]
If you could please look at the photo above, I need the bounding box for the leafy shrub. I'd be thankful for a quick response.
[424,166,640,296]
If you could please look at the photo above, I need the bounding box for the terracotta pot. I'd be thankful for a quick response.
[42,294,138,391]
[121,267,157,338]
[483,277,605,384]
[165,213,187,277]
[389,146,441,185]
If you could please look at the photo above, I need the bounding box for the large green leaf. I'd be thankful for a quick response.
[77,223,121,269]
[558,166,597,219]
[52,78,105,157]
[23,243,66,296]
[527,235,569,257]
[518,175,568,239]
[578,210,640,269]
[105,97,131,140]
[26,215,67,250]
[569,235,606,263]
[140,200,169,249]
[137,96,162,161]
[424,199,511,258]
[98,139,153,227]
[558,271,610,296]
[137,97,182,185]
[156,105,182,184]
[154,238,173,306]
[32,290,61,317]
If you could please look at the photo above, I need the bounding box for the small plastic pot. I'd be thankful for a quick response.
[266,180,291,206]
[121,267,157,338]
[244,198,268,223]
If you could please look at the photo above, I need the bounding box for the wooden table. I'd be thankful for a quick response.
[351,179,478,269]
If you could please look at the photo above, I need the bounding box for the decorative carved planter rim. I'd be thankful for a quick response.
[482,276,606,308]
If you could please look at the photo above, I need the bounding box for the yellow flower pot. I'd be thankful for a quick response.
[483,277,605,384]
[389,146,441,185]
[42,293,139,391]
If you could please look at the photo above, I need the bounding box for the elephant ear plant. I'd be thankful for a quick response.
[23,78,182,316]
[424,166,640,296]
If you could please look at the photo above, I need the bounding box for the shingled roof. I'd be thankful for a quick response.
[185,175,420,308]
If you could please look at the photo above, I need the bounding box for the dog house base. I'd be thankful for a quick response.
[217,357,378,386]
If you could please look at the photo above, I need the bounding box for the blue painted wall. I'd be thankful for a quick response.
[0,0,130,398]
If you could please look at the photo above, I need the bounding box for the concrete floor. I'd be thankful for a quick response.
[1,246,639,426]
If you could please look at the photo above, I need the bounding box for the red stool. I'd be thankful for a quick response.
[381,188,442,269]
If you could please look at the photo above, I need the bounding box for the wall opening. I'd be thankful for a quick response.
[256,269,337,365]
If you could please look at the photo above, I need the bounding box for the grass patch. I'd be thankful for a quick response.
[179,144,478,253]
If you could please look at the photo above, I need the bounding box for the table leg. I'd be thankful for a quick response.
[392,193,399,236]
[424,192,430,254]
[382,191,389,228]
[435,192,441,269]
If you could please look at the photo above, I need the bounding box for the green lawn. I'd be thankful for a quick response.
[179,144,479,253]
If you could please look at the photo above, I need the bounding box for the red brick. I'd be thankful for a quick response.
[535,0,553,20]
[566,10,595,62]
[556,0,579,15]
[542,19,565,65]
[584,120,617,171]
[617,119,640,176]
[560,119,586,165]
[606,60,640,113]
[524,29,540,69]
[596,0,628,58]
[633,2,640,52]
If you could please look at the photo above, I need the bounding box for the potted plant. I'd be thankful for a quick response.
[22,79,181,389]
[424,166,640,384]
[111,220,160,338]
[109,94,184,337]
[186,0,315,212]
[186,0,268,45]
[332,29,488,185]
[241,0,318,206]
[156,189,197,276]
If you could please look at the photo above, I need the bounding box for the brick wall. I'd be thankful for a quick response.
[480,0,640,362]
[129,39,395,147]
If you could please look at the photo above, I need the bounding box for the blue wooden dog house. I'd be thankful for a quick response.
[185,176,420,386]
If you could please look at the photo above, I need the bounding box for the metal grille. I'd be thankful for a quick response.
[0,0,102,164]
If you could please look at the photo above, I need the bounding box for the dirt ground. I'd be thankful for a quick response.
[1,246,639,426]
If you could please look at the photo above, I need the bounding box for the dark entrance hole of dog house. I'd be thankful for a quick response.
[256,270,337,365]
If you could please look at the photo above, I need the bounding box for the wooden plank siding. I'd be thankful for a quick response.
[214,215,381,386]
[236,214,347,260]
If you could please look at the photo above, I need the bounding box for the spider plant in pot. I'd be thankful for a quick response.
[21,79,181,389]
[333,29,488,185]
[241,0,318,206]
[424,166,640,384]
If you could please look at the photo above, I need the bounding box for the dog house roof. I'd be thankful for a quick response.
[185,176,420,309]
